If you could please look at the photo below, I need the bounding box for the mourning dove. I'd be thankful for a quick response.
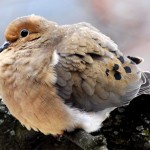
[0,15,149,135]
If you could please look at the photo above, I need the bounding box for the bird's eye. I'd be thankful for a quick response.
[20,29,29,37]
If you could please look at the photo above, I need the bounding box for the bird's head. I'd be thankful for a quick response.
[0,15,61,85]
[0,15,60,51]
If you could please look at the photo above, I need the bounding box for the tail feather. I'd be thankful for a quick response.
[138,71,150,95]
[122,71,150,105]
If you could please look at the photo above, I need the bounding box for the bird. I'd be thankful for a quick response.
[0,15,149,136]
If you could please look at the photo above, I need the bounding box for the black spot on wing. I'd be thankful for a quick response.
[110,50,117,56]
[124,66,132,73]
[118,56,124,64]
[113,64,119,71]
[127,56,143,64]
[105,69,109,76]
[114,72,121,80]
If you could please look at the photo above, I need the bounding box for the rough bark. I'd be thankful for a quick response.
[0,94,150,150]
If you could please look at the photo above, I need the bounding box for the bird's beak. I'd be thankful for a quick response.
[0,41,10,53]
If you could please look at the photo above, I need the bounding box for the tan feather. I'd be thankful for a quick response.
[0,15,148,135]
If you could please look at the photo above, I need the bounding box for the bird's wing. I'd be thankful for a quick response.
[55,23,144,111]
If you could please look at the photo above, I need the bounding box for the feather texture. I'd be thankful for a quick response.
[55,23,144,111]
[0,15,149,135]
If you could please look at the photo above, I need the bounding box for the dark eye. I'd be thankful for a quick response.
[20,29,29,37]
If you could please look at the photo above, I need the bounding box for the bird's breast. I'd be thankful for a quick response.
[0,64,76,135]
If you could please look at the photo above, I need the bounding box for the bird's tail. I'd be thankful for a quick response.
[122,71,150,105]
[138,71,150,95]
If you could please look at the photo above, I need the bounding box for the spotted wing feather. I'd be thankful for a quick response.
[55,23,144,111]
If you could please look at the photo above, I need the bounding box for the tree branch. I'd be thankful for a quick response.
[0,94,150,150]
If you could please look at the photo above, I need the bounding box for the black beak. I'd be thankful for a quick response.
[0,41,10,53]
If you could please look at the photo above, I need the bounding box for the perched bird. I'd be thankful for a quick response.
[0,15,149,136]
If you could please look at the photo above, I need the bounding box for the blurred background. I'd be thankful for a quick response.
[0,0,150,70]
